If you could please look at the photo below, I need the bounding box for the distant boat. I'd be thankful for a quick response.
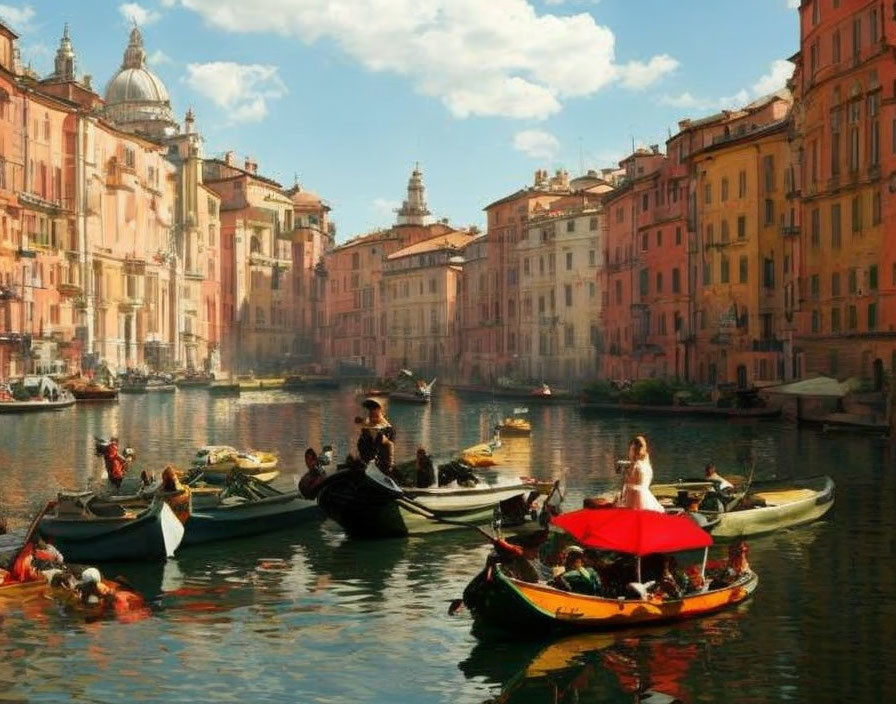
[0,376,76,413]
[64,379,119,402]
[190,445,279,483]
[209,381,241,396]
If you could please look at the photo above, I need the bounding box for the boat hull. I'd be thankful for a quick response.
[464,566,758,633]
[183,493,320,545]
[653,475,835,538]
[0,397,76,413]
[38,499,184,561]
[316,468,533,538]
[388,391,430,403]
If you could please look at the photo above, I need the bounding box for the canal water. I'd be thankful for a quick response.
[0,389,893,703]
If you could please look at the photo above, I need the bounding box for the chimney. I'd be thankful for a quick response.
[244,158,257,174]
[82,74,92,90]
[224,151,235,166]
[185,108,195,134]
[651,144,659,154]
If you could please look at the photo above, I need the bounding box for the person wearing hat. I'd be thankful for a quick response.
[553,545,602,595]
[354,398,395,474]
[490,531,547,583]
[102,435,132,489]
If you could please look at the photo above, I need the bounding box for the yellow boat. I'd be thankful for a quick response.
[497,417,532,437]
[191,445,279,483]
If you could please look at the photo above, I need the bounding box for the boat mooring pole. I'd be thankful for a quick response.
[636,556,642,583]
[700,547,708,581]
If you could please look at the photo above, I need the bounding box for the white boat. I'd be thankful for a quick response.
[0,376,76,413]
[191,445,279,482]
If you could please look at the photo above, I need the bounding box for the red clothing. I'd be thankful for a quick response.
[104,442,126,484]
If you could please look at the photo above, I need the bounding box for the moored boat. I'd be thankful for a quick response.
[652,475,835,539]
[462,508,757,634]
[64,379,119,402]
[314,462,539,538]
[209,381,241,396]
[497,417,531,437]
[146,379,177,393]
[190,445,279,483]
[175,375,212,388]
[38,493,184,561]
[0,376,76,413]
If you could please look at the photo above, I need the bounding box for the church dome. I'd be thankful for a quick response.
[103,27,177,138]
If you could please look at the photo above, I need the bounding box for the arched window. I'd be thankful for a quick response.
[250,235,261,254]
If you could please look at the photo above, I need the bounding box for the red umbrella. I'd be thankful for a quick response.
[551,508,712,556]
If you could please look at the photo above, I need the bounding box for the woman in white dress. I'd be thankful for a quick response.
[618,435,665,512]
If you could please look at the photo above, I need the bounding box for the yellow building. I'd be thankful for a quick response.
[692,92,794,387]
[516,190,608,384]
[383,230,474,376]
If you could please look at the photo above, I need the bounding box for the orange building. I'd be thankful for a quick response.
[324,166,455,376]
[791,0,896,384]
[691,92,794,387]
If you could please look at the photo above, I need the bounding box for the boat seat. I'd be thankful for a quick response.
[220,496,249,506]
[85,498,128,518]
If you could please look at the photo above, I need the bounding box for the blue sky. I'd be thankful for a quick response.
[3,0,798,240]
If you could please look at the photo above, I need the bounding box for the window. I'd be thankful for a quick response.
[738,170,747,198]
[615,280,622,304]
[538,296,545,314]
[763,258,775,289]
[811,0,819,25]
[764,199,774,226]
[672,268,681,293]
[656,230,662,247]
[703,260,712,286]
[720,256,730,284]
[832,272,841,297]
[565,324,574,348]
[641,233,649,251]
[833,29,841,63]
[849,268,858,294]
[656,272,663,293]
[589,217,598,231]
[831,204,841,248]
[565,284,573,307]
[868,303,878,331]
[566,220,575,233]
[831,307,841,332]
[763,155,775,192]
[566,252,573,270]
[873,191,881,225]
[870,265,878,290]
[811,208,820,247]
[851,196,861,233]
[642,193,649,212]
[831,129,840,177]
[811,274,820,299]
[523,257,530,275]
[675,226,682,245]
[721,220,730,243]
[588,250,595,267]
[639,269,649,296]
[706,223,714,245]
[812,310,820,333]
[848,305,858,330]
[721,178,729,202]
[589,282,596,298]
[853,17,862,60]
[704,183,712,204]
[737,216,746,240]
[739,256,748,284]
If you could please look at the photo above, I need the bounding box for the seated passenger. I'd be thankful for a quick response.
[704,463,734,492]
[491,531,547,584]
[415,448,435,488]
[553,546,602,596]
[656,556,690,600]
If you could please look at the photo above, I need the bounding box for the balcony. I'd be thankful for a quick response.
[57,282,82,297]
[751,338,784,352]
[781,225,800,237]
[278,225,325,243]
[184,269,204,280]
[249,251,291,269]
[117,296,143,311]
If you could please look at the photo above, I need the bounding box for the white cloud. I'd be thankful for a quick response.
[513,129,560,160]
[174,0,677,120]
[148,49,173,65]
[786,0,800,8]
[119,2,161,25]
[752,59,794,96]
[0,3,34,31]
[372,198,400,219]
[661,60,792,113]
[185,62,286,123]
[618,54,679,90]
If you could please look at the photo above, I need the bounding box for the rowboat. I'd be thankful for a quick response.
[182,476,320,545]
[462,508,757,634]
[64,380,119,402]
[652,475,835,539]
[315,462,539,538]
[0,376,76,413]
[497,417,531,437]
[191,445,279,483]
[38,493,184,561]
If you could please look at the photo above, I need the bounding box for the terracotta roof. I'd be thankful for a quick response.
[387,230,474,260]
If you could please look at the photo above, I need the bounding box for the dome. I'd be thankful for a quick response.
[105,67,170,105]
[103,27,177,138]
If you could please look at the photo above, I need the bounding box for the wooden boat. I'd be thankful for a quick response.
[652,475,835,539]
[209,381,241,396]
[579,400,781,419]
[389,388,430,403]
[182,476,320,545]
[497,417,531,437]
[175,376,212,388]
[282,375,340,390]
[463,507,757,633]
[463,564,757,633]
[0,376,76,413]
[38,493,184,561]
[315,463,539,538]
[64,380,119,402]
[146,379,177,393]
[190,445,279,483]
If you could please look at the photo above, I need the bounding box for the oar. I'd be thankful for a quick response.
[396,496,497,541]
[726,455,758,512]
[9,499,54,573]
